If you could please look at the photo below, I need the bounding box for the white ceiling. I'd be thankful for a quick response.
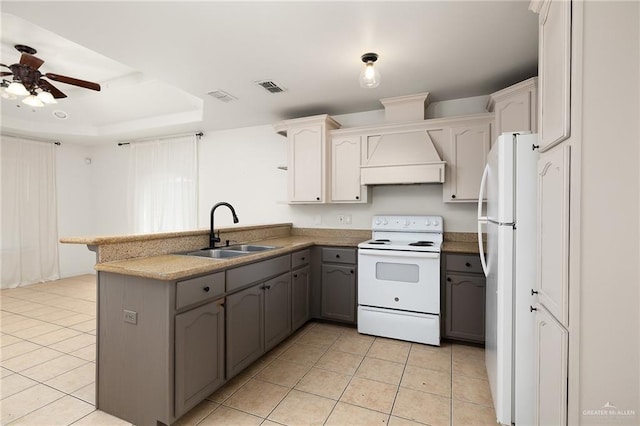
[0,1,538,145]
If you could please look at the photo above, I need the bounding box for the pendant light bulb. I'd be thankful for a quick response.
[359,52,380,88]
[37,90,57,104]
[22,93,44,107]
[7,80,29,96]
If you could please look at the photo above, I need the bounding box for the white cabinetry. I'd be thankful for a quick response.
[534,304,568,426]
[275,115,340,204]
[537,144,570,326]
[538,0,571,151]
[443,119,492,202]
[488,77,538,139]
[331,135,368,203]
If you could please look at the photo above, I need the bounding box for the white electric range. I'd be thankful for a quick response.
[357,215,443,346]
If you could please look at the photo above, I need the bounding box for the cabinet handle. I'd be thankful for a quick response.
[451,194,456,199]
[446,277,451,282]
[293,274,298,278]
[264,285,271,290]
[336,254,340,258]
[531,289,539,295]
[530,306,537,312]
[356,196,360,200]
[532,144,540,151]
[301,257,305,261]
[350,270,354,274]
[465,262,471,267]
[203,286,210,292]
[316,197,320,201]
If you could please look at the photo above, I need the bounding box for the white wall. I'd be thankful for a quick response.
[55,142,97,277]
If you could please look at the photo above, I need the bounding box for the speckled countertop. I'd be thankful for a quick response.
[442,232,485,254]
[95,235,365,281]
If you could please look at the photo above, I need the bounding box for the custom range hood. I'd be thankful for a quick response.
[360,92,446,185]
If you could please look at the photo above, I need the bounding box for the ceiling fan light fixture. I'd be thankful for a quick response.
[7,80,29,96]
[0,81,18,100]
[359,52,380,88]
[22,93,44,107]
[37,90,57,104]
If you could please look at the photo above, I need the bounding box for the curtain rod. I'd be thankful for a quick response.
[1,133,61,145]
[117,131,203,146]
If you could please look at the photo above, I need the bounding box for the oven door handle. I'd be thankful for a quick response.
[359,250,440,259]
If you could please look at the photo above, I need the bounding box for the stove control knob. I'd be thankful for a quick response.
[374,218,381,225]
[425,220,431,226]
[403,219,410,227]
[382,218,388,225]
[432,219,439,226]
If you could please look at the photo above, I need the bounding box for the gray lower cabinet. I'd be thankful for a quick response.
[320,248,357,324]
[442,253,486,343]
[226,270,292,379]
[226,284,264,379]
[291,265,311,331]
[175,299,225,418]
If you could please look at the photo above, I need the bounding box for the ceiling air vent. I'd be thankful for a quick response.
[208,89,237,102]
[255,80,286,94]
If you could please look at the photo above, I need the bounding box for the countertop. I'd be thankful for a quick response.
[95,235,364,281]
[442,241,483,254]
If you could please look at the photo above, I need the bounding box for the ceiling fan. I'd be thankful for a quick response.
[0,44,101,107]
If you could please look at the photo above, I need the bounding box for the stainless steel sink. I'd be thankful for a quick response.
[224,244,279,252]
[182,249,248,259]
[179,244,279,259]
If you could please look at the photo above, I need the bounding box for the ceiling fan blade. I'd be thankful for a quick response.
[20,53,44,70]
[45,73,100,91]
[38,79,67,99]
[0,72,13,77]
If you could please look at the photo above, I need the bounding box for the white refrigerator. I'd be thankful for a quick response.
[477,132,538,425]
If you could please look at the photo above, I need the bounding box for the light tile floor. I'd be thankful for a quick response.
[1,274,497,425]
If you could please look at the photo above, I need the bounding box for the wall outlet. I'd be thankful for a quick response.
[338,215,345,225]
[124,310,137,325]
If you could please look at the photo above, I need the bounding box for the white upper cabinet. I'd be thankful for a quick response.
[488,77,538,140]
[275,115,340,204]
[536,144,570,327]
[443,118,492,202]
[538,0,571,151]
[331,135,368,203]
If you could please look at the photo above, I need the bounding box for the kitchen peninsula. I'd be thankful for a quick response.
[63,223,368,426]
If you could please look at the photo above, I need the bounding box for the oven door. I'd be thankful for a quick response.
[358,249,440,314]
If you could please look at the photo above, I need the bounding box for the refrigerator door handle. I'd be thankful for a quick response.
[477,163,489,277]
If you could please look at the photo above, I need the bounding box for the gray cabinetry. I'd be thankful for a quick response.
[226,284,264,379]
[264,273,292,351]
[320,247,357,324]
[175,299,225,417]
[442,253,486,343]
[291,249,311,331]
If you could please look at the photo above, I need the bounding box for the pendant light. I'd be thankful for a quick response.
[37,90,57,104]
[359,52,380,88]
[6,80,29,96]
[22,92,44,107]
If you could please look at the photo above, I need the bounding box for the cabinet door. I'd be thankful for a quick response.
[444,273,486,343]
[494,89,536,136]
[226,284,264,379]
[288,125,324,203]
[175,299,225,417]
[292,265,311,331]
[331,135,367,203]
[538,0,571,150]
[264,273,292,351]
[321,264,356,323]
[444,123,491,202]
[534,305,568,426]
[537,145,570,326]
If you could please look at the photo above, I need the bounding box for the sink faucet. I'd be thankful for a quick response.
[210,202,239,248]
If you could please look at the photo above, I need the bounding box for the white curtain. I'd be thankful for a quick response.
[128,135,198,233]
[1,136,60,288]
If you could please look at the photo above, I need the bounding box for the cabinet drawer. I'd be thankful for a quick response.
[446,253,483,274]
[227,255,291,292]
[176,272,225,310]
[322,247,356,264]
[292,249,310,269]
